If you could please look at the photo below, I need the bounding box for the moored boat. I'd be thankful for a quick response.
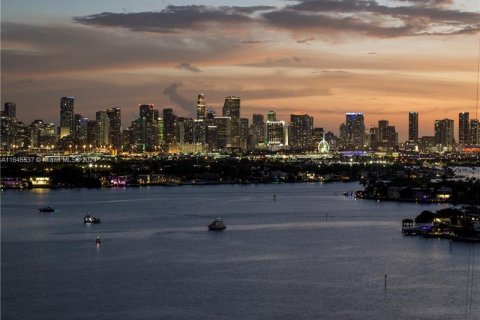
[38,206,55,213]
[208,218,226,231]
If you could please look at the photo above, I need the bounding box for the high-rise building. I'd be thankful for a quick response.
[197,94,206,120]
[95,111,110,147]
[459,112,470,145]
[137,104,160,151]
[4,102,16,118]
[178,118,194,144]
[252,114,266,145]
[163,108,176,144]
[60,97,75,138]
[206,125,218,151]
[408,112,418,141]
[434,119,455,150]
[342,113,365,150]
[86,120,97,147]
[107,107,122,150]
[289,114,313,150]
[1,103,18,149]
[266,120,286,146]
[213,116,231,148]
[223,96,240,146]
[193,119,206,145]
[471,119,479,145]
[376,120,398,150]
[77,116,88,145]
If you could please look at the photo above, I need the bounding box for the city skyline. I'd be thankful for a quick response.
[2,0,480,141]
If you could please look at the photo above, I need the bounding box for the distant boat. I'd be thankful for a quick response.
[208,218,226,231]
[84,214,101,224]
[38,206,55,213]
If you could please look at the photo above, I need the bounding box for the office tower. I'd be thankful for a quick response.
[176,117,193,144]
[223,96,240,146]
[138,104,160,151]
[197,94,206,120]
[459,112,470,145]
[163,108,176,144]
[266,119,285,146]
[107,107,122,150]
[267,111,276,121]
[77,117,88,145]
[471,119,479,145]
[157,117,164,146]
[289,114,313,150]
[408,112,418,141]
[60,97,75,137]
[86,120,97,147]
[206,125,218,151]
[344,113,365,150]
[96,111,110,147]
[4,102,16,118]
[434,119,455,150]
[252,114,266,145]
[213,117,231,148]
[193,119,206,145]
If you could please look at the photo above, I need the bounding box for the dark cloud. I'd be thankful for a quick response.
[162,82,195,115]
[175,62,202,73]
[272,0,480,37]
[74,5,273,33]
[73,1,480,39]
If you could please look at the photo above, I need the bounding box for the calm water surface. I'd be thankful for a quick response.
[1,183,479,319]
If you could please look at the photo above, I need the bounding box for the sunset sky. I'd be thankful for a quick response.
[2,0,479,141]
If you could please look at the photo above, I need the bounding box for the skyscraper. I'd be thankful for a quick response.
[266,121,285,146]
[344,113,365,150]
[289,114,313,150]
[223,96,240,146]
[96,111,110,147]
[138,104,160,151]
[434,119,455,150]
[458,112,470,145]
[471,119,479,145]
[408,112,418,141]
[60,97,75,138]
[197,94,206,120]
[107,107,122,150]
[163,108,176,145]
[252,114,266,145]
[213,116,231,148]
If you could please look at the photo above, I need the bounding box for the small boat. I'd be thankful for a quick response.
[38,206,55,212]
[208,218,226,231]
[84,214,101,224]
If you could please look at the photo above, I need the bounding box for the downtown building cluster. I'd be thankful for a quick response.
[1,96,480,154]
